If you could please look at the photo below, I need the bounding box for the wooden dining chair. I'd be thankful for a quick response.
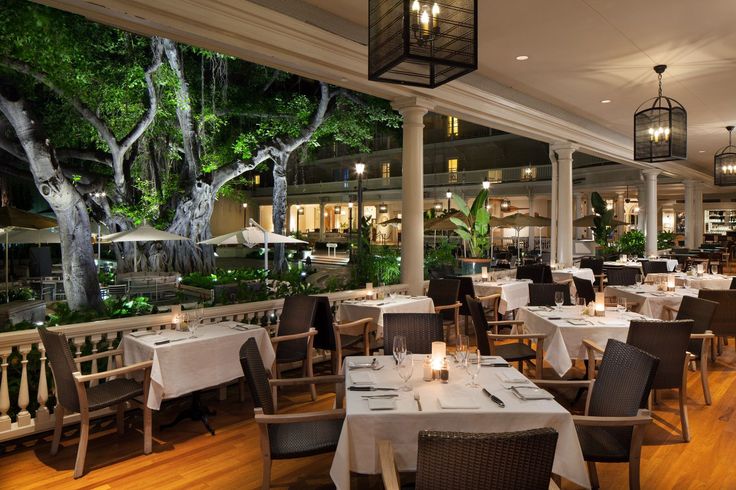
[697,290,736,357]
[332,317,374,374]
[38,326,153,479]
[427,278,462,341]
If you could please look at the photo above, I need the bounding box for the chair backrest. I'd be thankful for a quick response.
[427,279,460,321]
[580,256,603,276]
[676,296,718,355]
[731,277,736,290]
[276,295,318,362]
[573,276,596,304]
[697,290,736,336]
[428,264,455,279]
[37,327,80,412]
[312,296,336,351]
[528,283,571,306]
[588,339,659,418]
[239,337,276,415]
[516,264,546,283]
[415,428,558,490]
[626,320,693,390]
[383,313,444,354]
[466,295,491,356]
[448,276,475,316]
[605,267,638,286]
[642,261,668,275]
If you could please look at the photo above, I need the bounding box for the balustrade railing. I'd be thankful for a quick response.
[0,283,410,443]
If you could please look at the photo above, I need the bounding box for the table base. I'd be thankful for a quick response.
[160,391,216,435]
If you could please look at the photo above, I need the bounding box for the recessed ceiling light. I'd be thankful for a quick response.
[515,55,529,61]
[339,77,348,82]
[600,99,611,104]
[698,150,705,153]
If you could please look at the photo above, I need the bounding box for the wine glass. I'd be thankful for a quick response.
[554,291,564,310]
[455,335,469,365]
[635,274,643,288]
[466,350,482,388]
[393,336,407,365]
[711,264,719,276]
[397,353,414,391]
[617,297,627,315]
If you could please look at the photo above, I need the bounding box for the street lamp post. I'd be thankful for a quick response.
[446,189,452,213]
[242,202,248,228]
[356,163,365,257]
[348,200,354,259]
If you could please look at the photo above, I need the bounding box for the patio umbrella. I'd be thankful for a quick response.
[199,219,307,271]
[500,213,551,259]
[0,227,61,244]
[100,224,189,272]
[0,207,57,302]
[573,214,628,228]
[378,217,401,227]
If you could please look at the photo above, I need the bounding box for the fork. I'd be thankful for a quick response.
[414,393,423,411]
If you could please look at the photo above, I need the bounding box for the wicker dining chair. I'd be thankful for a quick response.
[448,275,476,334]
[516,264,547,283]
[697,290,736,357]
[379,428,559,490]
[383,313,444,354]
[38,326,153,479]
[580,257,605,291]
[573,275,596,305]
[605,267,639,286]
[466,296,546,379]
[427,278,462,340]
[239,338,345,490]
[730,277,736,290]
[662,296,718,405]
[312,296,375,374]
[528,283,572,307]
[271,295,319,403]
[535,339,659,490]
[642,261,668,275]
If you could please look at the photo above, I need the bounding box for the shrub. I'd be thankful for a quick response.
[618,230,645,256]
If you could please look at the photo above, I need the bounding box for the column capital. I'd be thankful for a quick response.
[641,168,661,179]
[390,96,434,113]
[550,142,578,156]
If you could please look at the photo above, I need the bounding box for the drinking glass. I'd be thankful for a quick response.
[576,296,587,315]
[393,336,407,365]
[466,350,482,388]
[455,335,469,365]
[397,353,414,391]
[635,274,643,287]
[711,264,719,275]
[617,297,627,315]
[554,291,564,310]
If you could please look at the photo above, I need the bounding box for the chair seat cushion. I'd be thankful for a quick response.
[86,378,144,411]
[495,342,536,361]
[576,425,632,463]
[268,417,344,459]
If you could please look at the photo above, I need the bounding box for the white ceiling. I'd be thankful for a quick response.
[302,0,736,175]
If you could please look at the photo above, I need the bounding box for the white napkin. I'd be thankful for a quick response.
[511,386,554,400]
[349,371,375,386]
[438,394,480,409]
[129,330,157,338]
[496,370,528,384]
[368,398,397,410]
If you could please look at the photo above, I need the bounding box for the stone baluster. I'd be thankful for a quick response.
[71,336,85,373]
[0,349,11,431]
[16,344,32,427]
[35,343,50,428]
[89,334,102,386]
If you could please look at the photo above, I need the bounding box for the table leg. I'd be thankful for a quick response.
[160,391,216,435]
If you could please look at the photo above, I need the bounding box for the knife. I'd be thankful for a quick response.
[483,388,505,408]
[348,386,397,391]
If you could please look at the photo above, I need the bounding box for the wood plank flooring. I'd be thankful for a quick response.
[2,350,735,489]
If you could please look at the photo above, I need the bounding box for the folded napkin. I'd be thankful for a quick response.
[510,386,554,400]
[129,330,157,338]
[496,370,528,384]
[368,398,396,410]
[349,371,375,386]
[438,394,480,409]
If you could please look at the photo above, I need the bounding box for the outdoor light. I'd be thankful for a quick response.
[355,162,365,175]
[634,65,687,162]
[348,201,353,208]
[379,203,388,213]
[714,126,736,186]
[500,199,511,212]
[482,178,491,190]
[368,0,477,88]
[520,164,536,182]
[434,202,442,211]
[334,205,341,214]
[242,202,248,208]
[446,190,452,200]
[297,205,304,215]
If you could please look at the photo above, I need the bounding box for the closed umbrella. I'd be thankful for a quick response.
[100,224,189,272]
[199,219,307,271]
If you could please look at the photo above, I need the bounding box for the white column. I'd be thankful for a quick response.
[549,149,558,264]
[694,183,704,246]
[615,192,625,237]
[683,180,695,249]
[574,193,583,239]
[642,169,660,256]
[392,97,431,295]
[551,144,576,267]
[637,183,647,233]
[318,201,325,241]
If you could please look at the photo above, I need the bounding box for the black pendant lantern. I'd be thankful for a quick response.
[368,0,478,88]
[714,126,736,186]
[633,65,687,162]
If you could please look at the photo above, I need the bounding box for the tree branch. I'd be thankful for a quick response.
[280,82,336,153]
[211,146,273,193]
[56,148,113,166]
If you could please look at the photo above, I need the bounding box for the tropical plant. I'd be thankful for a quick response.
[450,190,490,258]
[618,230,646,256]
[373,246,401,285]
[657,231,675,250]
[424,240,456,277]
[591,192,615,249]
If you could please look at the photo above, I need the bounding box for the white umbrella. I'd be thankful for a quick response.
[199,219,307,271]
[100,224,189,272]
[0,227,61,244]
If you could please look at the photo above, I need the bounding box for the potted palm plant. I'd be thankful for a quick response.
[450,190,491,273]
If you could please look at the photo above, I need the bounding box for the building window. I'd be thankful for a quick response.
[447,116,459,137]
[381,162,391,180]
[254,174,261,186]
[447,158,458,183]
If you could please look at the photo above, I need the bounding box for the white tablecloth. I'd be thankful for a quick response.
[604,286,698,319]
[604,259,678,272]
[551,267,595,284]
[330,356,589,489]
[338,296,435,339]
[682,274,733,290]
[517,307,647,376]
[473,279,531,314]
[123,322,275,409]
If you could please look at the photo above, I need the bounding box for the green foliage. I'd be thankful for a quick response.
[425,240,456,277]
[372,246,401,285]
[591,192,615,248]
[451,190,489,258]
[47,296,157,325]
[657,231,675,250]
[181,268,267,289]
[0,287,36,303]
[618,230,646,256]
[105,296,156,318]
[98,270,116,286]
[352,216,375,286]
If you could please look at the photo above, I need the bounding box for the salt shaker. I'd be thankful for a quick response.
[423,355,433,381]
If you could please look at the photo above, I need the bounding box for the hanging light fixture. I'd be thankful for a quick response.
[714,126,736,186]
[434,202,443,211]
[634,65,687,162]
[368,0,478,88]
[334,205,342,214]
[500,199,511,212]
[520,163,536,182]
[379,203,388,213]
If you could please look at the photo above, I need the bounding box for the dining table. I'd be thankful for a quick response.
[604,285,699,319]
[122,321,275,410]
[472,278,532,314]
[329,355,590,489]
[603,258,679,272]
[516,306,650,377]
[646,272,733,290]
[337,295,435,339]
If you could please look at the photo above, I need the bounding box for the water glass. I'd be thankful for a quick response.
[455,335,469,365]
[554,291,564,310]
[617,297,627,314]
[711,264,719,275]
[393,336,407,365]
[635,274,643,287]
[397,353,414,391]
[466,350,483,388]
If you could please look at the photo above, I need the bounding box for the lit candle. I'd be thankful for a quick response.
[481,266,489,280]
[595,292,605,316]
[431,341,446,362]
[667,274,676,291]
[366,282,374,299]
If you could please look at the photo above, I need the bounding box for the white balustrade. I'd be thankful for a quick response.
[0,350,10,431]
[16,345,32,427]
[36,343,50,428]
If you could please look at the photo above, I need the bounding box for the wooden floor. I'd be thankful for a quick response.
[2,349,736,489]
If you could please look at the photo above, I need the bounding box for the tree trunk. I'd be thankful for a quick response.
[165,181,216,274]
[272,155,289,272]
